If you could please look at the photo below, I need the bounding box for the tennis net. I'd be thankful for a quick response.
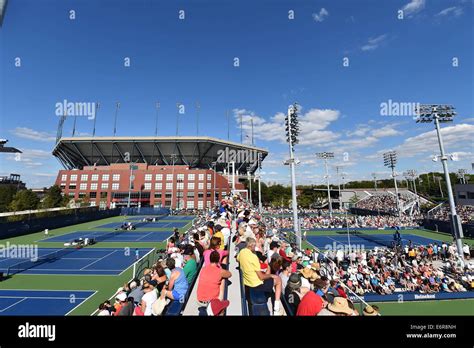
[6,246,78,276]
[342,230,397,248]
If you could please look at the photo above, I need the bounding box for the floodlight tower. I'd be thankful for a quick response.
[457,169,467,184]
[383,151,401,217]
[285,103,301,249]
[415,104,465,262]
[405,169,420,211]
[371,172,378,191]
[316,152,334,218]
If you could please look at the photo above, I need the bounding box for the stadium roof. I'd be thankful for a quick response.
[52,136,269,174]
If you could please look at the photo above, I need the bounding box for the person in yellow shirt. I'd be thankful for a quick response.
[237,237,283,315]
[213,224,225,250]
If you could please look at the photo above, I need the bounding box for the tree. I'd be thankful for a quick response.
[42,185,65,209]
[0,185,18,213]
[9,189,40,211]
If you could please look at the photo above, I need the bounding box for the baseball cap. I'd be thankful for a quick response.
[116,292,127,302]
[206,299,230,316]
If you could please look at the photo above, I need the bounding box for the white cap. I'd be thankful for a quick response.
[116,292,127,302]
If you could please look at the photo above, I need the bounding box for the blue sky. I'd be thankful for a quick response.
[0,0,473,187]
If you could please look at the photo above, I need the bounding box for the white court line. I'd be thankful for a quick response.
[0,298,27,312]
[0,296,91,300]
[65,290,98,316]
[80,250,118,270]
[135,232,154,241]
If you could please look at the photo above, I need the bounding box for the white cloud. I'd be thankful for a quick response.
[6,148,51,167]
[312,8,329,22]
[10,127,56,142]
[371,125,402,138]
[233,106,341,147]
[401,0,426,17]
[361,34,388,51]
[436,6,463,17]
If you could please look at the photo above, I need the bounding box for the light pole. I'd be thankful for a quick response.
[170,154,177,214]
[127,163,138,209]
[457,169,467,184]
[316,152,334,218]
[257,153,263,213]
[372,172,377,191]
[336,166,342,210]
[211,161,217,206]
[285,103,301,249]
[415,104,465,263]
[383,151,401,217]
[405,169,420,212]
[247,166,253,205]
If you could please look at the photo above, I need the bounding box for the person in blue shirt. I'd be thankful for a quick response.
[161,257,189,302]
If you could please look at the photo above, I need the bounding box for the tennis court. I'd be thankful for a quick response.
[125,215,195,221]
[97,221,189,229]
[306,233,442,250]
[0,247,152,275]
[41,230,172,243]
[0,289,96,316]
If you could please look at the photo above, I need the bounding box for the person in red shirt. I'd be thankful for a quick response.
[197,251,232,305]
[296,291,324,316]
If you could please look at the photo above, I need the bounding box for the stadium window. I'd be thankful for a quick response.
[68,192,75,197]
[70,174,77,181]
[198,192,204,198]
[113,174,121,181]
[61,174,67,181]
[177,174,184,180]
[78,192,86,198]
[91,174,99,181]
[102,174,109,181]
[198,174,204,181]
[155,183,162,190]
[166,182,173,190]
[177,182,184,190]
[112,183,119,190]
[198,183,204,190]
[90,183,98,190]
[100,192,108,198]
[101,183,109,189]
[198,201,204,209]
[156,174,163,181]
[206,192,211,197]
[89,192,97,199]
[99,201,107,209]
[81,174,88,181]
[90,201,96,207]
[188,182,195,190]
[154,193,162,198]
[165,192,172,199]
[145,174,152,181]
[177,192,184,198]
[207,183,211,190]
[60,184,66,189]
[187,201,194,209]
[207,174,211,181]
[187,191,195,198]
[80,183,87,190]
[69,184,76,190]
[144,183,152,190]
[207,201,211,208]
[188,173,195,181]
[166,174,173,181]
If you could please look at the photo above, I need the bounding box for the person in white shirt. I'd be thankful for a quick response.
[140,281,158,316]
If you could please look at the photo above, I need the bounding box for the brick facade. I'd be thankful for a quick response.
[55,163,245,209]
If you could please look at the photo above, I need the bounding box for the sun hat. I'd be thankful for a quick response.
[328,297,353,315]
[206,299,230,316]
[310,262,320,271]
[362,305,379,316]
[287,273,302,291]
[116,292,127,302]
[300,267,313,279]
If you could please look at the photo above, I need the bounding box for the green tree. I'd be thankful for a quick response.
[42,185,65,209]
[9,189,40,211]
[0,185,18,213]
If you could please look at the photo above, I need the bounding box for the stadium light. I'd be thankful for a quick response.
[371,172,377,191]
[382,151,401,217]
[404,169,420,211]
[414,104,465,263]
[285,103,301,249]
[457,169,468,184]
[316,152,334,218]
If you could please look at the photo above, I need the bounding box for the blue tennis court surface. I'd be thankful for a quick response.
[97,221,189,229]
[306,233,441,250]
[0,289,95,316]
[126,215,195,221]
[0,247,152,275]
[41,230,172,243]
